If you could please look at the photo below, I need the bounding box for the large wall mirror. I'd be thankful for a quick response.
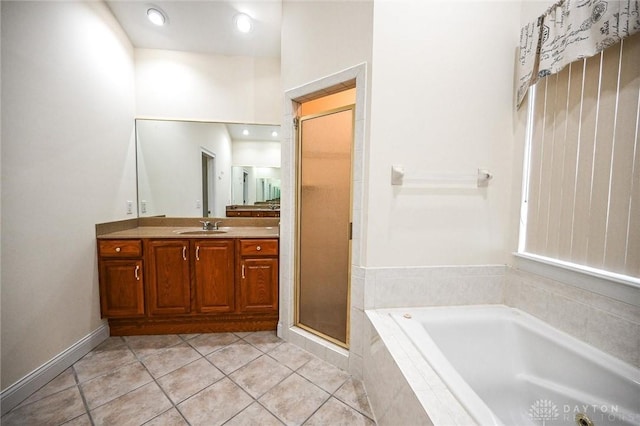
[136,119,281,218]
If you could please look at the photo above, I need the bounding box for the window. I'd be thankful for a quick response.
[519,32,639,282]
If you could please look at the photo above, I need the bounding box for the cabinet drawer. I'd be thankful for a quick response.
[226,210,252,217]
[240,239,278,256]
[99,240,142,258]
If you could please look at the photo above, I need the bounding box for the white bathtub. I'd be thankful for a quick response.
[389,305,640,426]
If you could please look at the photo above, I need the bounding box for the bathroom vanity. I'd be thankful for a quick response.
[96,218,279,335]
[225,204,280,217]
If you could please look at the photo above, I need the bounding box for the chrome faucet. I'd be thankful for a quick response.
[200,220,222,230]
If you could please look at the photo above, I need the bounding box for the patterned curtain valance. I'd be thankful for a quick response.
[516,0,640,108]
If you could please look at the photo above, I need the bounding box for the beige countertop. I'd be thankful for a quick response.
[97,226,279,239]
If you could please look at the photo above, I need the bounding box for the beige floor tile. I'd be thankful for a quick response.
[178,333,200,341]
[334,377,375,419]
[297,357,350,393]
[124,335,184,358]
[143,408,188,425]
[267,342,316,371]
[304,397,375,425]
[225,402,284,426]
[187,332,239,355]
[90,382,172,426]
[73,338,137,383]
[7,332,376,426]
[62,413,92,425]
[229,355,293,398]
[1,386,86,426]
[233,331,254,338]
[206,341,262,374]
[243,331,283,352]
[157,357,224,403]
[259,373,329,426]
[177,377,253,426]
[19,367,77,407]
[140,342,202,378]
[80,361,153,409]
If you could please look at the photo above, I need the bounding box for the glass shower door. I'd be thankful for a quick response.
[296,106,353,346]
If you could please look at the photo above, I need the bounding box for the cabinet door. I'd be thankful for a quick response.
[194,240,235,313]
[99,259,144,317]
[239,257,278,313]
[147,240,191,315]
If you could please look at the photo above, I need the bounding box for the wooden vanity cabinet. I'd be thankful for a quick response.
[146,239,235,315]
[98,240,145,318]
[193,239,235,313]
[99,236,278,335]
[238,239,279,313]
[146,239,191,315]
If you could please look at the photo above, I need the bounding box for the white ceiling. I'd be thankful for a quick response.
[106,0,282,57]
[226,123,280,141]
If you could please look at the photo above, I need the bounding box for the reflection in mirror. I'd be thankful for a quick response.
[136,119,280,218]
[231,166,281,205]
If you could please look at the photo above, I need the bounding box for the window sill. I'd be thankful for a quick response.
[512,252,640,306]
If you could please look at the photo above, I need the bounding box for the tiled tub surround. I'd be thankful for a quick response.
[357,265,639,424]
[1,331,375,425]
[347,265,506,380]
[505,268,640,368]
[359,266,506,426]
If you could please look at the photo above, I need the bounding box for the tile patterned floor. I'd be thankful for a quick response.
[2,331,376,426]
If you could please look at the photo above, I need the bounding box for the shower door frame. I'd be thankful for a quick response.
[294,104,355,349]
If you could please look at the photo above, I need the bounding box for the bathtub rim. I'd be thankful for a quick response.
[365,308,478,425]
[366,304,640,426]
[390,306,506,426]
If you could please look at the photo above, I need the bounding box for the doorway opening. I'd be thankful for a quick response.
[201,150,215,217]
[243,169,249,205]
[295,88,356,347]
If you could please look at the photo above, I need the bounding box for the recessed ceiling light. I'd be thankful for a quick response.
[147,8,166,26]
[234,13,253,33]
[242,129,250,136]
[271,131,278,137]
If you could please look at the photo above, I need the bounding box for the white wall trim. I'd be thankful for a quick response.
[0,324,110,415]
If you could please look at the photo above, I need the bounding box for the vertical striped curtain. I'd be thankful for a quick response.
[523,32,640,278]
[517,0,640,108]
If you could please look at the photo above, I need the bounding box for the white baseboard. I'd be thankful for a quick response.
[0,324,110,416]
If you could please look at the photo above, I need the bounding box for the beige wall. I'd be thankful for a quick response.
[1,1,136,389]
[281,1,374,91]
[366,0,522,266]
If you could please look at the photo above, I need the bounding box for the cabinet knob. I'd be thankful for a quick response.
[256,246,261,251]
[115,247,121,253]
